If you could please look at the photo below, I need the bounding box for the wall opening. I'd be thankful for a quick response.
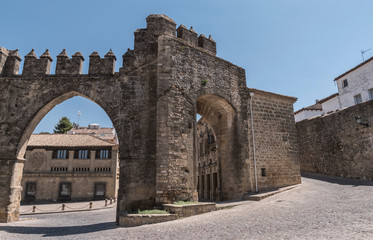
[195,94,236,202]
[18,93,120,221]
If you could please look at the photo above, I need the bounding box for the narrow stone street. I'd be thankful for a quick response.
[1,173,372,240]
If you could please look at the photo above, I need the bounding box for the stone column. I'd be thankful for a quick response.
[68,151,74,172]
[0,158,25,223]
[89,151,95,172]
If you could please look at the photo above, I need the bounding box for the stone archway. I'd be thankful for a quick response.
[1,90,125,223]
[196,94,240,201]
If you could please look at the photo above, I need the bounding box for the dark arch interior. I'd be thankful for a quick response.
[195,94,236,201]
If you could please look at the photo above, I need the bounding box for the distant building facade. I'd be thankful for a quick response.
[197,119,219,201]
[295,57,373,122]
[22,133,119,202]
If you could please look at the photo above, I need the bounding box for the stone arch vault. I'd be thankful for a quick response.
[0,14,301,223]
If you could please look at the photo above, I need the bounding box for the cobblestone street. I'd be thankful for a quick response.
[1,173,372,240]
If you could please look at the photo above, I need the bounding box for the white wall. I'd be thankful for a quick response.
[336,60,373,108]
[295,110,323,122]
[321,96,340,114]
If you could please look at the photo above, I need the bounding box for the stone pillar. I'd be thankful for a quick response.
[0,47,9,74]
[89,150,95,172]
[2,50,22,76]
[0,158,25,223]
[68,150,74,171]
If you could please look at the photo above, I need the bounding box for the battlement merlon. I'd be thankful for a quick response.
[0,47,9,74]
[88,50,116,75]
[177,25,198,47]
[23,49,53,76]
[2,49,22,76]
[56,49,85,75]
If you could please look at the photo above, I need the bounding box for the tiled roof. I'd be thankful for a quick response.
[317,93,339,104]
[294,93,339,115]
[28,134,116,147]
[335,56,373,80]
[294,103,322,115]
[68,127,114,135]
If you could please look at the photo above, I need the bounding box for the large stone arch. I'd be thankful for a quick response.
[16,91,121,160]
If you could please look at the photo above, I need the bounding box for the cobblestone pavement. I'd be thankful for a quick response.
[1,173,372,240]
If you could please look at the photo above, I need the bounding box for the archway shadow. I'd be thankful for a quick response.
[0,222,118,237]
[302,172,373,187]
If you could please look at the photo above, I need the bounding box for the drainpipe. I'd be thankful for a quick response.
[249,91,258,193]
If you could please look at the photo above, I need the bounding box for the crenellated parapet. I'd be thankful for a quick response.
[56,49,85,75]
[177,25,198,47]
[23,49,53,75]
[89,50,117,75]
[2,15,218,77]
[197,34,216,54]
[1,48,22,76]
[122,14,217,73]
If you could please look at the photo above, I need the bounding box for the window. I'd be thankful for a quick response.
[94,183,106,199]
[59,182,72,200]
[25,182,37,202]
[354,94,362,105]
[52,150,68,159]
[261,168,266,177]
[74,150,90,159]
[369,88,373,100]
[95,149,111,159]
[342,79,348,88]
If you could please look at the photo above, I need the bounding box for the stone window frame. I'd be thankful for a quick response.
[354,94,362,105]
[74,149,90,159]
[59,182,72,200]
[52,149,68,159]
[94,182,106,199]
[368,88,373,100]
[95,149,112,159]
[342,79,348,88]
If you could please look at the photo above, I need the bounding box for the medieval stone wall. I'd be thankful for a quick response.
[296,100,373,180]
[156,33,251,201]
[250,89,301,190]
[0,14,302,223]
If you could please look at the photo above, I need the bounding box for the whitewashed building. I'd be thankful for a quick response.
[295,57,373,122]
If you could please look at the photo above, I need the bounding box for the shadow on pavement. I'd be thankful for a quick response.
[0,221,118,237]
[302,172,373,187]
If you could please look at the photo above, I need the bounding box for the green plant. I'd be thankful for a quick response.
[137,209,169,214]
[53,116,73,134]
[201,79,208,86]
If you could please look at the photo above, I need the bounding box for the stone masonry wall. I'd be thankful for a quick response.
[0,14,301,223]
[250,89,301,190]
[156,34,251,202]
[296,100,373,180]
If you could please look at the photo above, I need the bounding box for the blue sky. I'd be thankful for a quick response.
[2,0,373,133]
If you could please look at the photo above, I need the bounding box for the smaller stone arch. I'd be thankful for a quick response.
[196,94,247,200]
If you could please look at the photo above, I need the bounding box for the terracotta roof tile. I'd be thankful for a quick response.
[294,103,322,115]
[28,134,116,147]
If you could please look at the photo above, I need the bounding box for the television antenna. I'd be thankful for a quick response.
[361,48,371,61]
[77,111,81,127]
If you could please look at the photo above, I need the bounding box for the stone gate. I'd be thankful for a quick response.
[0,14,301,223]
